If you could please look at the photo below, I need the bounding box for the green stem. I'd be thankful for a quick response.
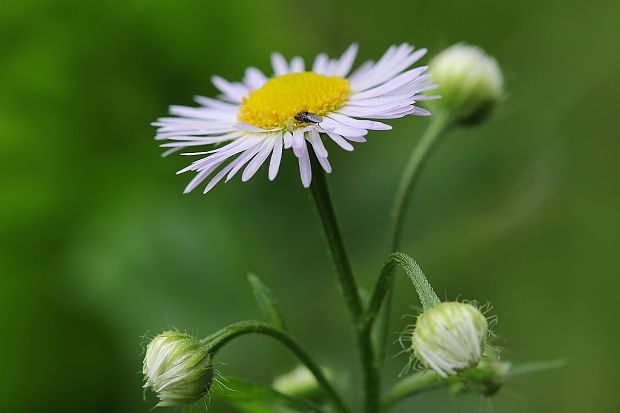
[375,110,452,363]
[386,110,452,252]
[203,321,350,413]
[308,161,378,413]
[309,160,363,321]
[361,252,440,331]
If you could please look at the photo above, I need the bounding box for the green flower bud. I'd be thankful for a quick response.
[430,43,504,124]
[143,331,213,406]
[272,365,332,398]
[412,302,488,377]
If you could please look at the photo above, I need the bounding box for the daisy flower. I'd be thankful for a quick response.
[154,43,436,193]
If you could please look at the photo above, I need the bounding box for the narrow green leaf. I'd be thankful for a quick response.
[212,376,325,413]
[381,359,566,409]
[247,273,287,330]
[505,359,566,378]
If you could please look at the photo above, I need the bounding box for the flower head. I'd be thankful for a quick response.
[154,43,435,193]
[143,331,213,406]
[429,43,503,124]
[412,302,488,377]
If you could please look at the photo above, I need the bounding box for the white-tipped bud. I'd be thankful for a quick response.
[430,43,504,124]
[272,365,332,398]
[412,302,488,377]
[143,331,213,406]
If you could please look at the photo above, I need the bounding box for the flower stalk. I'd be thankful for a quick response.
[309,162,363,321]
[376,110,453,363]
[386,109,453,252]
[362,252,440,332]
[309,161,379,413]
[203,321,350,413]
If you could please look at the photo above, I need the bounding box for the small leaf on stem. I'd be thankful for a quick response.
[248,273,287,331]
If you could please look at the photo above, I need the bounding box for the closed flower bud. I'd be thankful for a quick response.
[272,365,332,398]
[430,43,504,124]
[412,302,488,377]
[143,331,213,406]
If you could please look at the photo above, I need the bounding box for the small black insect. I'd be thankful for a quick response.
[294,111,323,124]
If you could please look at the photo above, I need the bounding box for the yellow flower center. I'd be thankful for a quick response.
[238,72,350,130]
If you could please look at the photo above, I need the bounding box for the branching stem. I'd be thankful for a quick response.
[203,321,350,413]
[309,162,378,413]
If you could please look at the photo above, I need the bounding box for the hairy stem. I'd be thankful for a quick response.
[376,110,452,362]
[203,321,350,413]
[309,160,363,321]
[361,252,440,331]
[309,161,378,413]
[386,110,452,252]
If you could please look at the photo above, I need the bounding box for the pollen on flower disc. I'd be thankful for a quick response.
[238,72,350,129]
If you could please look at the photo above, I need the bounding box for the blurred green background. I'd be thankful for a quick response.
[1,0,619,412]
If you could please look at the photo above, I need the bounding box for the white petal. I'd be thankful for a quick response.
[325,132,354,151]
[350,45,428,94]
[211,76,248,103]
[309,129,328,158]
[338,104,412,118]
[165,131,242,142]
[283,132,293,149]
[414,94,442,101]
[161,139,226,149]
[242,138,277,181]
[291,129,305,149]
[203,162,237,194]
[317,154,332,173]
[343,135,367,143]
[410,106,432,116]
[348,93,414,105]
[179,136,257,173]
[194,96,239,111]
[169,105,236,121]
[347,60,374,83]
[268,137,283,181]
[290,56,305,73]
[183,163,221,193]
[327,113,391,130]
[323,59,340,76]
[271,52,288,76]
[349,45,401,90]
[225,141,264,181]
[161,147,179,157]
[352,67,429,100]
[155,122,238,139]
[320,118,368,138]
[351,44,414,91]
[296,140,312,188]
[234,123,279,133]
[373,108,415,119]
[312,53,329,74]
[333,43,358,77]
[243,67,268,90]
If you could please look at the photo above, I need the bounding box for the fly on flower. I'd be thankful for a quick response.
[154,43,436,193]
